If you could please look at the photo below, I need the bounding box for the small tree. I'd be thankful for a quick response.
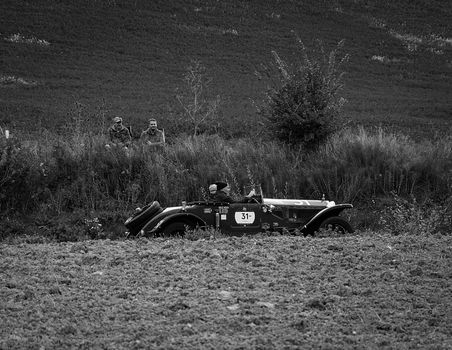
[176,60,221,136]
[259,39,348,148]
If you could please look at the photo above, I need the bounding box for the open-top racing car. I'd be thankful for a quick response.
[125,188,353,237]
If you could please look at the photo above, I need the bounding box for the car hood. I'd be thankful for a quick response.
[262,198,335,207]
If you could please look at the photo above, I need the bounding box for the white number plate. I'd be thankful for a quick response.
[235,212,255,224]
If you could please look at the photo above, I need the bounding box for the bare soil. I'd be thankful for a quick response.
[1,233,451,349]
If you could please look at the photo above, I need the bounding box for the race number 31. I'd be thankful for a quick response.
[235,212,255,224]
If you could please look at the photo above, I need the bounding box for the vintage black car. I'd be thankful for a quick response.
[125,190,353,237]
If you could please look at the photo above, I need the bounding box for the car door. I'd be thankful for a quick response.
[225,202,262,234]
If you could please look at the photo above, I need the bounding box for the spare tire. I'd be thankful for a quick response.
[125,201,163,235]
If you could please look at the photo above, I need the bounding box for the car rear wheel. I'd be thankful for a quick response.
[161,222,192,237]
[318,216,353,235]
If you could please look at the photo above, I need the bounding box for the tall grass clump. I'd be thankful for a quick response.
[2,126,450,213]
[303,127,452,203]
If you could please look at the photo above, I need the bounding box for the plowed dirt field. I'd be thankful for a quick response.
[1,234,451,349]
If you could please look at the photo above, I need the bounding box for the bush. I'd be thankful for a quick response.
[0,217,36,241]
[259,39,348,148]
[0,137,47,213]
[379,193,451,235]
[305,127,452,203]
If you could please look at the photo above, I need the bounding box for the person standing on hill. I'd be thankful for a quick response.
[108,117,132,147]
[140,118,165,147]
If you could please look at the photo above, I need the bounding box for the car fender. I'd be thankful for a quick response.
[301,204,353,233]
[141,212,207,235]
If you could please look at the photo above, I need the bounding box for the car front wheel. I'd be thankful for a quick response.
[318,216,353,235]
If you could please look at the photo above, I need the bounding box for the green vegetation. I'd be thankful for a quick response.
[1,126,450,241]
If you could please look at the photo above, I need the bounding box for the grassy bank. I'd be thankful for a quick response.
[1,126,451,240]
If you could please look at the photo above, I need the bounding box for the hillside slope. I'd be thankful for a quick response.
[0,0,451,137]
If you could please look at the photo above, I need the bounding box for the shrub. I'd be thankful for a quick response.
[303,127,452,203]
[259,39,348,148]
[0,217,36,241]
[0,137,47,213]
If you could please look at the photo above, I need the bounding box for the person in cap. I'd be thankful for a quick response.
[108,117,132,147]
[140,118,165,147]
[209,181,256,203]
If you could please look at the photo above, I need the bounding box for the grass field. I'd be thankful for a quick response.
[1,233,451,349]
[1,0,451,139]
